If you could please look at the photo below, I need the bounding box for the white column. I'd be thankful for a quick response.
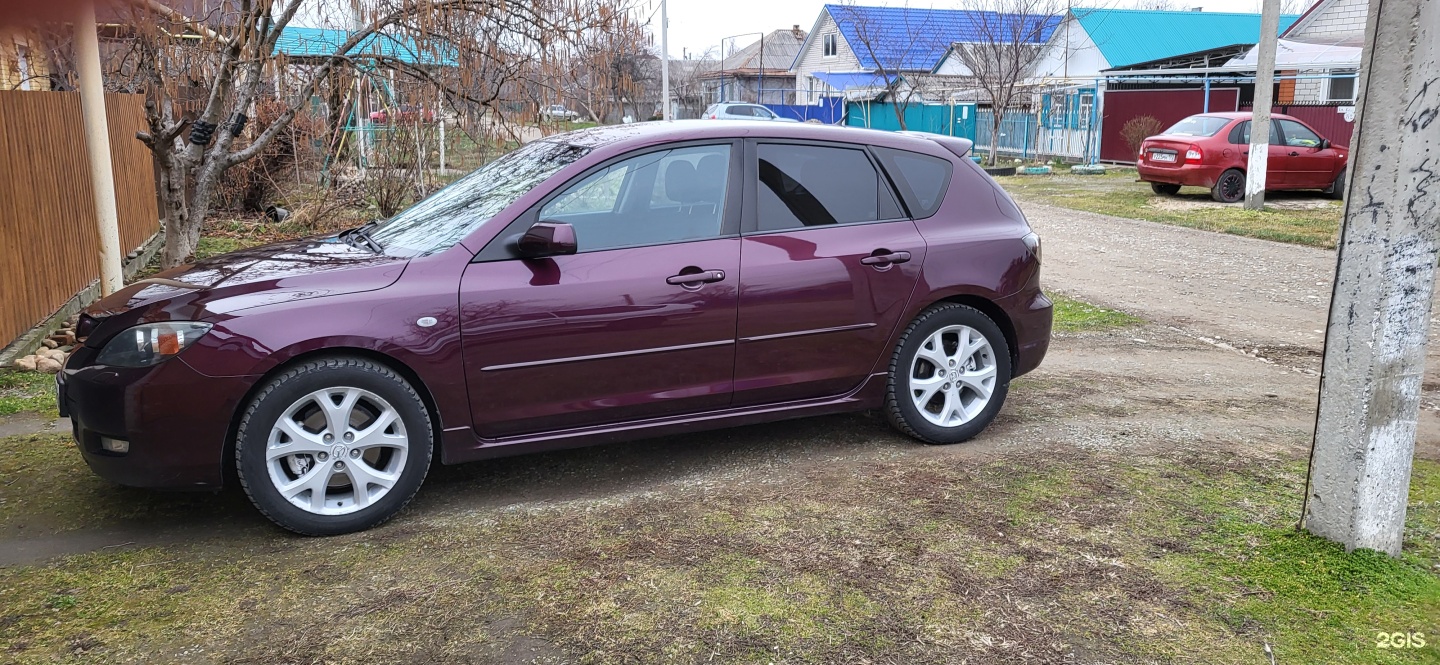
[75,0,123,295]
[1244,0,1281,211]
[660,0,670,121]
[1305,0,1440,556]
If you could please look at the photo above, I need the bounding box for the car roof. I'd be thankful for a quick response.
[546,120,960,156]
[1189,111,1302,121]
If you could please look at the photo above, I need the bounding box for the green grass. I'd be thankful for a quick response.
[1,426,1435,663]
[996,169,1343,248]
[1051,294,1142,333]
[0,370,56,416]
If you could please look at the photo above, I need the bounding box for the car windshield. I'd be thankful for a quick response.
[369,140,590,256]
[1161,116,1231,137]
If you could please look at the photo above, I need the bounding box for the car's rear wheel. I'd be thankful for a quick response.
[236,357,432,536]
[885,304,1012,445]
[1150,182,1181,196]
[1326,167,1346,200]
[1211,169,1246,203]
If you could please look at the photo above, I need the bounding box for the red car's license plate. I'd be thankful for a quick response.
[1151,152,1176,163]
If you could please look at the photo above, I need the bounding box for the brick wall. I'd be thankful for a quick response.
[0,28,52,91]
[1290,0,1368,40]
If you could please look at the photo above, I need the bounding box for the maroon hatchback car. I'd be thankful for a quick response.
[59,122,1052,535]
[1137,112,1349,203]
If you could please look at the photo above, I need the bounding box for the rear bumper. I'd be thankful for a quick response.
[1137,162,1225,189]
[60,345,254,490]
[1002,288,1052,378]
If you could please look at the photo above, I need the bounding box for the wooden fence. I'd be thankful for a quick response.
[0,91,160,348]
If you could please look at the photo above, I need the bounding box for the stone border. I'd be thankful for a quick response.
[0,231,164,367]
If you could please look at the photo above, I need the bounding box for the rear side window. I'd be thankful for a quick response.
[727,105,754,117]
[873,147,952,218]
[756,143,902,231]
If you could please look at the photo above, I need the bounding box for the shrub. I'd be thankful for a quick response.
[1121,115,1165,157]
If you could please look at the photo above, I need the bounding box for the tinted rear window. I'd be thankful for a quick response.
[874,147,952,218]
[756,143,902,231]
[1161,116,1231,137]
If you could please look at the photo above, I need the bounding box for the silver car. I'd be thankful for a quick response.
[702,102,799,122]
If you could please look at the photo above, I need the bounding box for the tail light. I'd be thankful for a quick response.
[1185,145,1203,162]
[710,114,717,119]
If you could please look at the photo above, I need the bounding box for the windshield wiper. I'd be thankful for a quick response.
[342,221,384,254]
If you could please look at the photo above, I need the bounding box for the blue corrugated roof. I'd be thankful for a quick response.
[824,4,1059,71]
[812,71,897,91]
[274,27,456,66]
[1073,8,1299,69]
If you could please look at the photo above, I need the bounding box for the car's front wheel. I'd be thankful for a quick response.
[236,357,432,535]
[885,304,1012,444]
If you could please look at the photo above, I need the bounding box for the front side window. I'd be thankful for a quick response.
[538,144,731,252]
[823,33,837,57]
[756,143,902,232]
[1278,119,1322,148]
[1328,69,1357,102]
[371,140,589,255]
[749,106,775,119]
[1162,115,1231,137]
[726,105,753,117]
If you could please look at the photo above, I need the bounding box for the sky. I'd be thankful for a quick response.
[650,0,1305,59]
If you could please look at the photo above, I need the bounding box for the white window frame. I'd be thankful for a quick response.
[822,33,837,58]
[1078,92,1094,130]
[16,44,31,91]
[1326,69,1357,103]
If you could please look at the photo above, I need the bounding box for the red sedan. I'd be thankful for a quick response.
[1137,112,1348,203]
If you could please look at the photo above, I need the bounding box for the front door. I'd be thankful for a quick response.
[1277,119,1340,188]
[460,142,741,438]
[733,140,926,406]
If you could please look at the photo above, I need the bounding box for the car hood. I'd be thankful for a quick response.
[84,235,408,336]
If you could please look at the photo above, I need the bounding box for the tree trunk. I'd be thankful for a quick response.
[988,114,1002,166]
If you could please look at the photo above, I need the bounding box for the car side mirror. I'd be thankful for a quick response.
[1318,139,1331,150]
[514,221,577,258]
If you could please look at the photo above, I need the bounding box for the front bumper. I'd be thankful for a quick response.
[60,345,255,490]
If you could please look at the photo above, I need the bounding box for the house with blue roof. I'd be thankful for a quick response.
[791,4,1058,105]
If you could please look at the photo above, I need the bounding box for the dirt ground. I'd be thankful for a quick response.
[0,197,1437,663]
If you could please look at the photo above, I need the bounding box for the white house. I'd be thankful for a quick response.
[1229,0,1365,104]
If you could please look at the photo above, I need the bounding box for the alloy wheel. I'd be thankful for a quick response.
[908,324,997,427]
[265,386,409,516]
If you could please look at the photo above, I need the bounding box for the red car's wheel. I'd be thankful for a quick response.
[1211,169,1246,203]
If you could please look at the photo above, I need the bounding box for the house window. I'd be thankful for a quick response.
[1328,69,1356,102]
[1049,95,1065,129]
[822,33,837,58]
[15,45,30,91]
[1078,92,1094,130]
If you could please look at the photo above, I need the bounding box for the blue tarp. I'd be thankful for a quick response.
[766,98,845,124]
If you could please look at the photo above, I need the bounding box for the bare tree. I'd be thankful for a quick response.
[951,0,1060,165]
[670,49,718,119]
[116,0,633,268]
[832,2,947,130]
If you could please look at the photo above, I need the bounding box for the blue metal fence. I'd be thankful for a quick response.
[975,109,1039,160]
[843,102,978,139]
[765,98,845,124]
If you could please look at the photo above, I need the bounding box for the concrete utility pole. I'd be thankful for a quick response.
[75,0,123,295]
[660,0,671,121]
[1244,0,1281,211]
[1305,0,1440,557]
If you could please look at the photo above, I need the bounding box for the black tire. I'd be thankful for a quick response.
[1211,168,1246,203]
[884,304,1012,445]
[1326,167,1346,200]
[1150,182,1181,196]
[236,357,433,536]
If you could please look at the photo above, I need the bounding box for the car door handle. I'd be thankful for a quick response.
[860,251,911,266]
[666,269,726,286]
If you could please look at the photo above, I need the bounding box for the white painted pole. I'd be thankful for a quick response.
[1244,0,1280,211]
[438,91,446,173]
[661,0,671,120]
[1305,0,1440,556]
[75,0,123,295]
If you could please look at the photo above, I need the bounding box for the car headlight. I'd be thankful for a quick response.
[97,322,213,367]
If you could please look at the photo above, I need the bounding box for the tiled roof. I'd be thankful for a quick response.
[824,4,1059,71]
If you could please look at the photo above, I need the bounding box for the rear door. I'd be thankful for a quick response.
[1235,120,1295,188]
[732,140,926,406]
